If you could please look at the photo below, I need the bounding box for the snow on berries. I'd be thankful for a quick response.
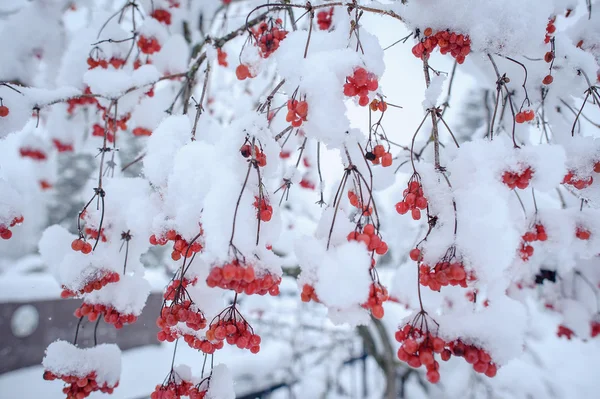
[286,98,308,127]
[395,174,428,220]
[563,170,593,189]
[206,259,281,296]
[235,64,255,80]
[151,9,172,25]
[412,28,471,64]
[138,35,162,54]
[417,247,472,291]
[518,223,547,261]
[0,215,23,240]
[60,269,120,298]
[343,67,379,107]
[253,196,273,222]
[149,228,203,261]
[252,18,288,58]
[502,165,534,189]
[515,109,535,124]
[43,341,121,398]
[240,143,267,167]
[347,223,389,258]
[575,226,591,240]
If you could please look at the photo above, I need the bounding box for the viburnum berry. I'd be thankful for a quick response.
[217,48,228,67]
[563,171,593,189]
[519,224,547,261]
[418,247,472,291]
[235,64,255,80]
[370,98,388,112]
[151,376,194,399]
[557,324,575,340]
[348,190,373,216]
[395,175,427,220]
[133,127,152,136]
[545,17,556,43]
[361,282,388,319]
[240,143,267,166]
[286,98,308,127]
[195,306,261,354]
[43,370,118,398]
[75,303,137,328]
[92,123,115,143]
[515,109,535,123]
[157,299,207,344]
[347,223,389,257]
[344,67,379,106]
[151,9,172,25]
[253,196,273,222]
[300,284,320,303]
[412,29,471,64]
[0,215,24,240]
[502,166,534,189]
[544,51,554,63]
[149,228,203,260]
[19,147,47,161]
[60,270,120,298]
[299,177,316,190]
[252,18,288,58]
[52,139,74,152]
[71,238,93,254]
[206,259,281,296]
[575,227,591,240]
[591,321,600,338]
[366,144,392,167]
[542,74,554,85]
[317,8,333,30]
[138,35,161,54]
[0,105,9,117]
[594,161,600,174]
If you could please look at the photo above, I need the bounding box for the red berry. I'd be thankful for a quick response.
[0,106,9,117]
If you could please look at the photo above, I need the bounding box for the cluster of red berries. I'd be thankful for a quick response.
[362,283,388,319]
[412,249,471,291]
[286,99,308,127]
[252,19,288,58]
[0,215,24,240]
[151,380,201,399]
[300,284,319,303]
[235,64,256,80]
[52,139,74,152]
[163,277,198,301]
[74,303,137,328]
[395,178,428,220]
[206,260,281,296]
[60,271,120,298]
[240,143,267,166]
[92,124,114,143]
[67,88,97,114]
[204,314,262,354]
[299,177,316,190]
[133,127,152,136]
[253,196,273,222]
[151,9,172,25]
[71,238,93,254]
[0,105,9,117]
[343,67,379,106]
[85,227,107,242]
[348,190,373,217]
[575,227,591,240]
[86,57,125,70]
[347,223,389,256]
[557,324,575,340]
[156,300,207,343]
[138,36,161,54]
[365,144,392,167]
[43,371,118,398]
[317,8,333,30]
[412,28,471,64]
[369,98,388,112]
[150,229,203,261]
[515,109,535,124]
[519,224,547,261]
[448,340,497,377]
[544,17,556,44]
[563,171,593,189]
[216,48,228,67]
[19,147,47,160]
[502,166,534,189]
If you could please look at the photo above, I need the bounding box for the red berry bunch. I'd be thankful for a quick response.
[163,277,198,301]
[252,19,288,58]
[362,282,388,319]
[365,144,392,167]
[19,147,47,160]
[151,9,172,25]
[563,171,593,189]
[149,229,203,261]
[151,380,193,399]
[132,127,152,136]
[417,249,470,292]
[519,224,547,261]
[544,17,556,44]
[286,98,308,127]
[395,176,427,220]
[0,215,24,240]
[369,98,388,112]
[412,28,471,64]
[317,8,333,30]
[447,340,497,377]
[253,196,273,222]
[87,57,125,70]
[299,177,316,190]
[576,227,591,240]
[138,35,161,54]
[60,271,120,298]
[515,109,535,123]
[300,284,319,303]
[206,259,281,296]
[235,64,255,80]
[395,324,446,383]
[43,370,118,398]
[204,310,262,354]
[348,190,373,216]
[92,123,115,143]
[343,67,379,106]
[188,387,208,399]
[346,223,389,256]
[74,303,137,329]
[502,166,534,189]
[71,238,93,254]
[156,300,207,343]
[52,139,74,152]
[0,105,9,117]
[557,324,575,340]
[217,48,228,67]
[85,227,107,243]
[67,87,97,114]
[240,143,267,166]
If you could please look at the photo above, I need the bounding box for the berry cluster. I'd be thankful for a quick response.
[206,260,281,296]
[252,19,288,58]
[362,283,388,319]
[343,67,379,106]
[369,98,388,112]
[575,227,591,240]
[519,224,547,261]
[286,99,308,127]
[164,277,198,301]
[0,215,24,240]
[347,223,389,256]
[19,147,47,160]
[544,17,556,44]
[60,271,120,298]
[348,190,373,216]
[151,380,195,399]
[217,48,228,67]
[240,143,267,166]
[138,36,161,54]
[151,9,172,25]
[86,57,125,70]
[43,371,118,398]
[67,87,97,114]
[557,324,575,340]
[317,8,333,30]
[133,127,152,136]
[502,166,534,189]
[299,177,315,190]
[52,139,74,152]
[0,105,9,117]
[204,311,262,354]
[85,227,107,243]
[71,238,93,254]
[412,28,471,64]
[74,303,137,328]
[300,284,319,303]
[515,109,535,124]
[395,177,428,220]
[150,229,203,261]
[253,196,273,222]
[447,340,497,377]
[156,300,207,343]
[92,123,114,143]
[416,249,470,291]
[563,171,593,190]
[365,144,392,167]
